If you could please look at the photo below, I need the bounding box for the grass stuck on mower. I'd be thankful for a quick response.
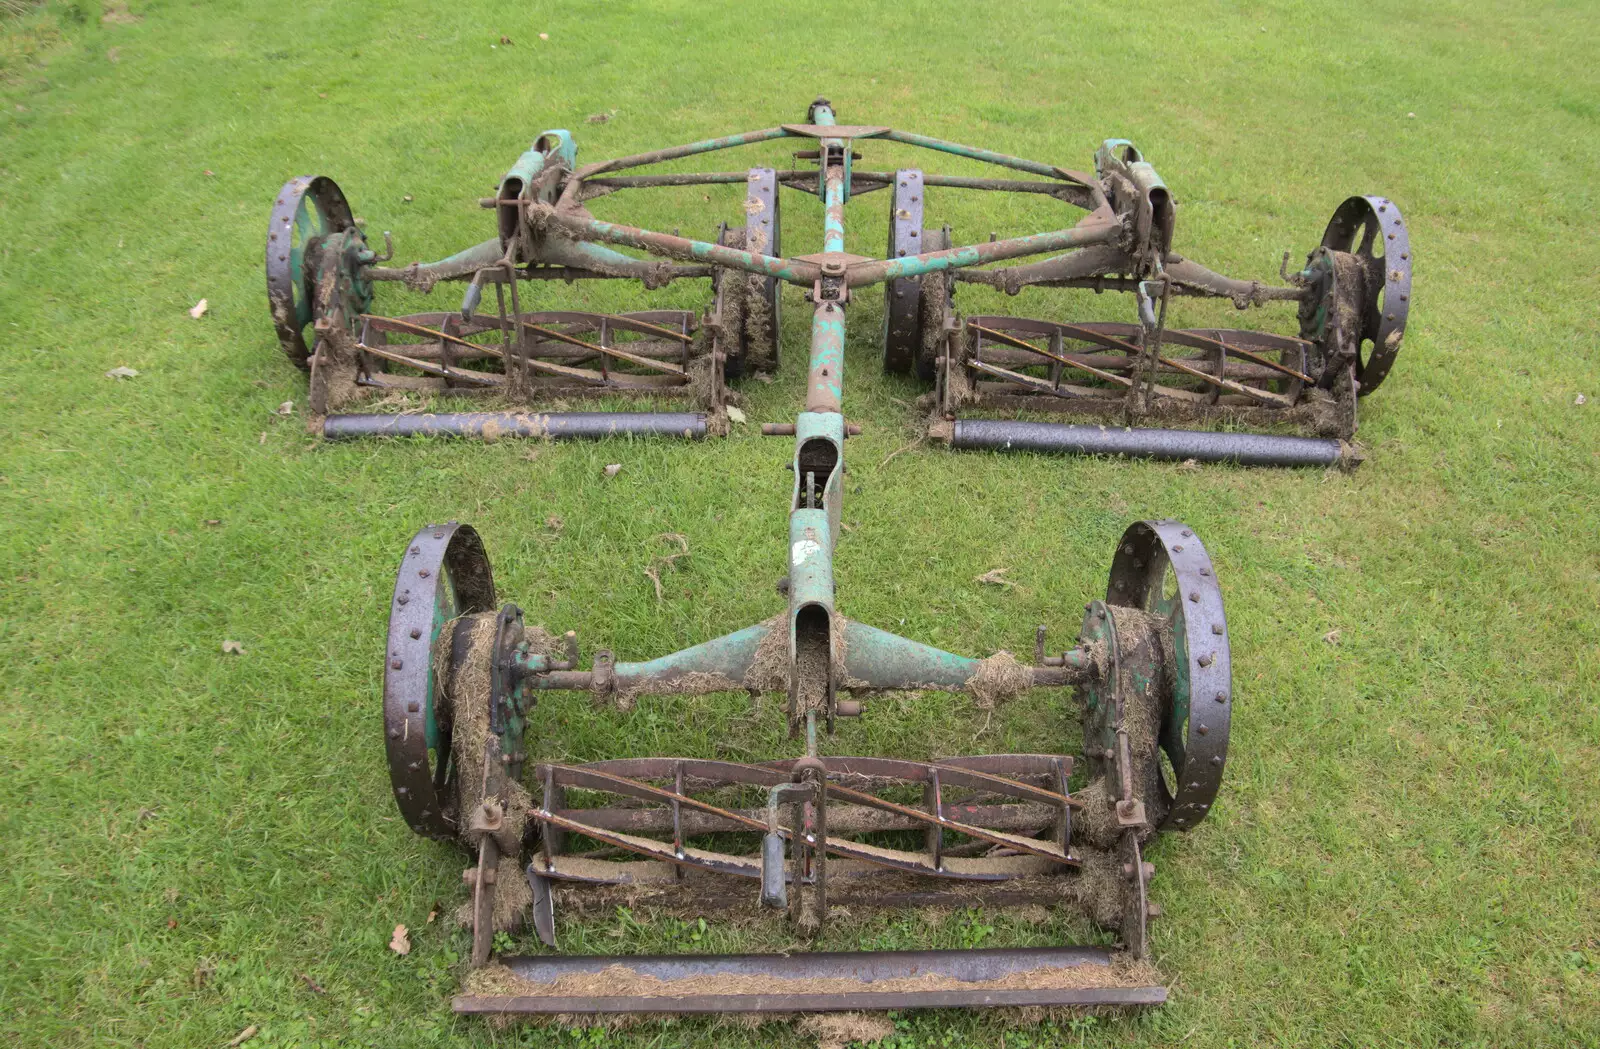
[363,100,1241,1019]
[269,98,1408,466]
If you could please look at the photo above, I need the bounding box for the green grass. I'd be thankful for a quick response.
[2,0,1598,1046]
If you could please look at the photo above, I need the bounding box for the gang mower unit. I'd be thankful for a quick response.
[268,99,1409,465]
[370,99,1239,1018]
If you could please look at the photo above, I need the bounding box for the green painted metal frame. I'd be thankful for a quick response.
[359,101,1208,721]
[449,101,1119,747]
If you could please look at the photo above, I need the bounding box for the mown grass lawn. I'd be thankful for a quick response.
[2,1,1598,1046]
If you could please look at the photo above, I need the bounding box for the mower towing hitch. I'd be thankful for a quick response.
[270,98,1408,466]
[376,102,1237,1018]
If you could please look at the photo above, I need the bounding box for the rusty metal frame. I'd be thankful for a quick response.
[354,100,1255,1017]
[272,96,1402,459]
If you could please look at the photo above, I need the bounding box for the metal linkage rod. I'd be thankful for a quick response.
[568,126,796,179]
[881,129,1077,180]
[535,206,1121,290]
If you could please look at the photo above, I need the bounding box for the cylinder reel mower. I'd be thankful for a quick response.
[356,101,1252,1020]
[385,518,1230,1015]
[269,101,1409,466]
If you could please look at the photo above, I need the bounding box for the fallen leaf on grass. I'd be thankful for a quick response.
[726,405,747,424]
[105,366,139,379]
[586,112,610,124]
[755,373,774,384]
[975,568,1013,588]
[389,924,410,955]
[1577,393,1587,406]
[544,515,563,532]
[272,400,294,416]
[258,432,267,445]
[106,47,120,63]
[499,35,514,45]
[226,1025,258,1047]
[402,194,413,203]
[1176,457,1201,471]
[299,973,325,994]
[188,298,208,319]
[538,32,549,40]
[204,519,222,527]
[1323,629,1342,646]
[427,906,438,924]
[603,463,622,477]
[221,640,245,655]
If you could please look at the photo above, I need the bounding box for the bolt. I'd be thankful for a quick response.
[406,700,419,713]
[1196,723,1208,736]
[409,628,422,640]
[1215,691,1226,703]
[391,659,403,670]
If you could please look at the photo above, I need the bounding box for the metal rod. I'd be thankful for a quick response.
[950,420,1349,467]
[569,126,795,179]
[881,129,1074,179]
[849,220,1120,285]
[322,412,708,441]
[806,300,846,413]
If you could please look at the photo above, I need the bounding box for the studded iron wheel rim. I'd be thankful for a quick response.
[1321,195,1411,396]
[1106,520,1231,832]
[384,522,497,840]
[882,168,925,375]
[266,175,357,369]
[744,167,781,372]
